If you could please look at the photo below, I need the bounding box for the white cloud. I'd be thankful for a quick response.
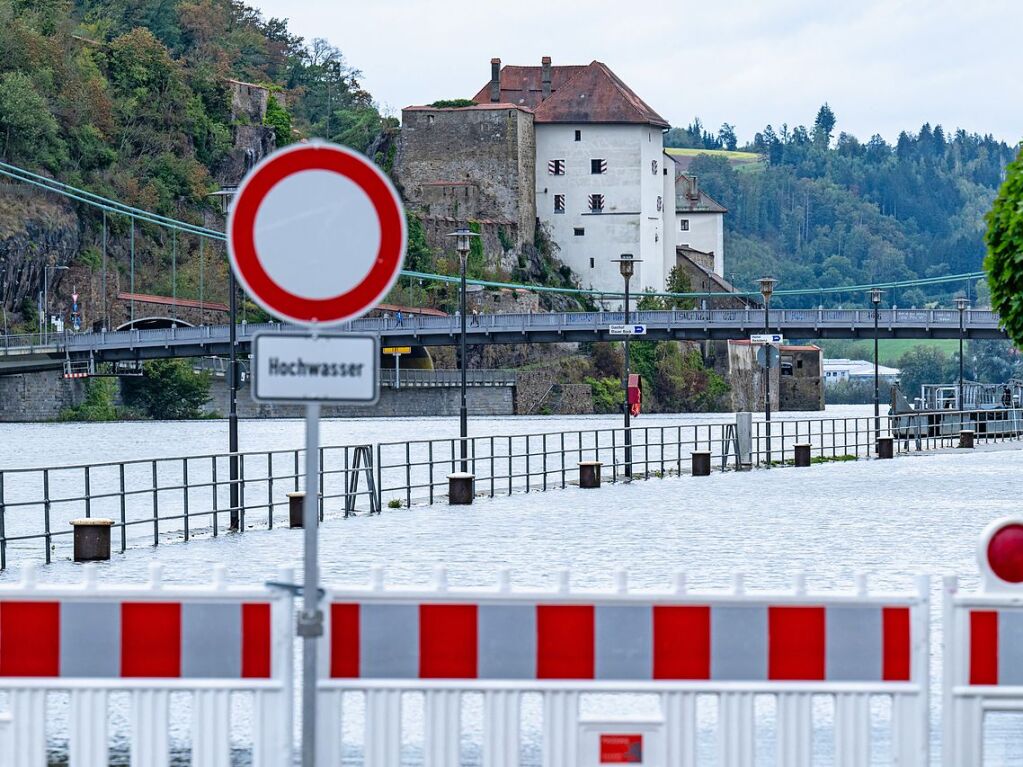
[252,0,1022,144]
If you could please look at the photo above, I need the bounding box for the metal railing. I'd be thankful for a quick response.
[379,368,517,388]
[3,409,1021,570]
[0,443,377,569]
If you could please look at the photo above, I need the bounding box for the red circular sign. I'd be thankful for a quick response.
[228,142,406,325]
[987,523,1023,583]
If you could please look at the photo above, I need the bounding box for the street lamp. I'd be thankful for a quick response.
[209,186,240,532]
[612,254,642,479]
[43,265,70,339]
[447,228,479,474]
[758,277,777,466]
[955,295,969,419]
[871,287,883,452]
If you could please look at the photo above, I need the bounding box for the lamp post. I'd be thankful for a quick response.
[612,254,642,479]
[759,277,777,467]
[956,296,969,419]
[448,228,479,474]
[43,265,70,340]
[210,187,240,531]
[871,287,883,452]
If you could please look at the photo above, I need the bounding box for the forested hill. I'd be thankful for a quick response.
[668,111,1017,307]
[0,0,390,327]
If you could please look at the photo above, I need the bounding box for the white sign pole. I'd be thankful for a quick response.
[395,352,401,390]
[300,399,321,767]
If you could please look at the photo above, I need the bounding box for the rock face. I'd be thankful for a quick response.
[0,187,79,318]
[216,80,277,187]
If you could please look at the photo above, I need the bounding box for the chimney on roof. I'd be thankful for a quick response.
[490,58,501,103]
[541,56,552,101]
[688,175,700,200]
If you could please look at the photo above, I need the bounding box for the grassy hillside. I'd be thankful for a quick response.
[665,147,763,173]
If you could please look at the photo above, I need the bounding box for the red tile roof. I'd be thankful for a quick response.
[117,292,228,312]
[472,61,668,127]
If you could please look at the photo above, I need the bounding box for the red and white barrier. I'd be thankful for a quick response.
[0,562,294,767]
[943,517,1023,766]
[319,566,930,767]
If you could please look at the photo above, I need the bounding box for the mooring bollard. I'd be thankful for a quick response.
[447,472,475,505]
[287,491,306,528]
[959,430,975,449]
[70,518,113,562]
[877,436,894,459]
[794,443,812,467]
[578,461,602,488]
[692,450,711,477]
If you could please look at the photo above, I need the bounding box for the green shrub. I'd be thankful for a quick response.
[986,145,1023,347]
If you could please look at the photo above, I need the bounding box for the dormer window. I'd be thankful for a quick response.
[548,159,565,175]
[588,194,604,213]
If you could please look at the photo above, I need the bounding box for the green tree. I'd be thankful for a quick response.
[586,376,624,414]
[123,359,211,419]
[812,103,837,148]
[985,145,1023,347]
[0,71,66,168]
[264,94,291,146]
[59,378,134,421]
[651,342,730,412]
[895,346,951,400]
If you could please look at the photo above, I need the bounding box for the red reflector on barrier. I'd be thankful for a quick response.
[970,610,998,685]
[600,733,643,763]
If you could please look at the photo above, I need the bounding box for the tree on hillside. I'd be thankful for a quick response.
[985,144,1023,348]
[895,346,953,399]
[812,103,836,149]
[718,123,737,151]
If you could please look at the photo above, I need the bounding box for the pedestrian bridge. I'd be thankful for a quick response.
[0,307,1005,375]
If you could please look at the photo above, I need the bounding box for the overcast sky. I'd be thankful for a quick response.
[253,0,1020,145]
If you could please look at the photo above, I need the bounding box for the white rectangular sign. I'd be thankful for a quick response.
[609,324,647,336]
[252,332,379,404]
[750,333,783,344]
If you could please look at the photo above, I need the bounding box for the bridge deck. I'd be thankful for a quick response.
[0,308,1005,374]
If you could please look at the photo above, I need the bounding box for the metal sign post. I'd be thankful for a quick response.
[227,141,406,766]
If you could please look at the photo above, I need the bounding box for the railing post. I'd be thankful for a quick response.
[0,471,5,570]
[182,459,190,541]
[212,457,219,537]
[151,460,159,546]
[84,466,91,519]
[267,453,274,529]
[43,469,51,564]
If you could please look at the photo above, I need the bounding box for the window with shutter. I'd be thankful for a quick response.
[554,194,565,214]
[591,159,607,174]
[588,194,604,213]
[656,196,663,212]
[547,159,565,175]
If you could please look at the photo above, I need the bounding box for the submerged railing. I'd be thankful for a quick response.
[2,409,1021,570]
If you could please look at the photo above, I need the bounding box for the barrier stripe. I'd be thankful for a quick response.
[420,604,477,679]
[998,610,1023,685]
[0,600,273,679]
[970,610,1000,685]
[769,607,825,680]
[653,606,709,680]
[537,605,594,679]
[0,602,59,677]
[329,602,913,682]
[122,603,181,678]
[883,607,912,681]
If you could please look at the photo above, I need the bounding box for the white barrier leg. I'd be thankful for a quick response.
[483,690,520,767]
[131,689,169,767]
[0,712,12,765]
[891,692,927,767]
[947,696,983,767]
[253,690,290,767]
[776,692,812,767]
[192,689,231,767]
[11,689,46,767]
[542,691,578,767]
[717,692,754,767]
[365,689,402,767]
[424,690,461,767]
[835,693,870,767]
[70,689,109,767]
[661,691,697,767]
[315,689,344,766]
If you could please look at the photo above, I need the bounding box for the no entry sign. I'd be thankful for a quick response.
[227,142,406,326]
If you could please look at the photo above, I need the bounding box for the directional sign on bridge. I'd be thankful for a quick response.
[609,324,647,336]
[750,333,783,344]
